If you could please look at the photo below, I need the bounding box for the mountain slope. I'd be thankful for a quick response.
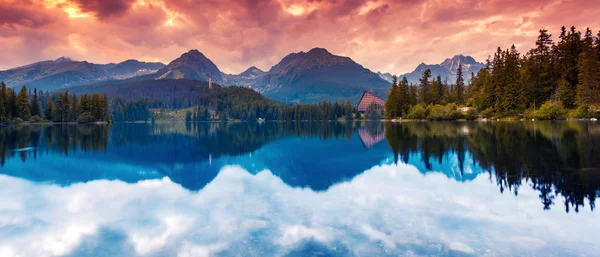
[251,48,390,103]
[377,72,394,83]
[400,55,484,84]
[105,60,165,79]
[155,50,225,83]
[224,66,266,87]
[0,58,164,91]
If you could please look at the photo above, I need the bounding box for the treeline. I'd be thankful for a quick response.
[0,82,110,123]
[386,26,600,120]
[185,99,356,122]
[111,98,153,122]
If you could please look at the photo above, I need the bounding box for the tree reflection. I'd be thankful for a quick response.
[0,125,110,165]
[2,121,599,213]
[385,121,600,213]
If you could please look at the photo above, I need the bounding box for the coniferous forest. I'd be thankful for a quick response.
[386,26,600,120]
[0,82,110,123]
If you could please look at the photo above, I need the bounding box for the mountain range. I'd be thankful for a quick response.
[397,55,484,84]
[0,58,165,91]
[1,50,483,103]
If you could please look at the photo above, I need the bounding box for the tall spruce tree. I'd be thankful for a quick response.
[30,88,41,117]
[0,82,5,121]
[498,45,524,115]
[44,99,53,121]
[8,90,17,119]
[576,28,600,106]
[418,69,432,104]
[384,75,400,119]
[398,76,411,115]
[523,29,555,109]
[455,63,465,104]
[16,85,31,120]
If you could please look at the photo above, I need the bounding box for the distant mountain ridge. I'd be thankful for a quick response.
[1,50,487,104]
[251,48,390,103]
[400,55,484,84]
[154,47,391,103]
[0,57,165,91]
[224,66,266,87]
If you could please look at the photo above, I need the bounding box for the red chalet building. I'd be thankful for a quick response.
[356,91,385,112]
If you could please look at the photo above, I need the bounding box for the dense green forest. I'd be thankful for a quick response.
[0,82,110,123]
[386,26,600,120]
[68,79,361,122]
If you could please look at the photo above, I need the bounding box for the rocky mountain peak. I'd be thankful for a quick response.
[54,57,73,63]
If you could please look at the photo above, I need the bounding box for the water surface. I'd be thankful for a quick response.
[1,121,599,257]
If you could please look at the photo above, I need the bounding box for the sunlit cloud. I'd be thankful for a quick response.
[0,0,599,73]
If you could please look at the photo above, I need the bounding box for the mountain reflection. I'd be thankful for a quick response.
[1,121,599,213]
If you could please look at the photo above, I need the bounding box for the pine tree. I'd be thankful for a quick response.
[576,28,600,106]
[91,93,102,121]
[418,69,432,104]
[491,47,505,110]
[498,45,524,115]
[0,82,5,122]
[595,30,600,61]
[398,76,411,115]
[455,64,465,104]
[8,90,17,119]
[16,85,31,120]
[70,93,79,121]
[523,29,555,109]
[557,26,582,108]
[101,94,109,121]
[432,75,443,104]
[30,88,41,117]
[44,99,53,121]
[385,75,400,118]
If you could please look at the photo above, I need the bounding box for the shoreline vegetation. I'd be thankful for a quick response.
[384,25,600,121]
[0,83,111,124]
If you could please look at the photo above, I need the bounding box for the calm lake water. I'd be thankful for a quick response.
[1,121,599,257]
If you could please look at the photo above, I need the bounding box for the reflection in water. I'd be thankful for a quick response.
[1,121,600,256]
[385,122,600,213]
[1,121,599,213]
[357,122,386,149]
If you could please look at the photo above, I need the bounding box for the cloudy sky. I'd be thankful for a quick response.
[1,0,600,74]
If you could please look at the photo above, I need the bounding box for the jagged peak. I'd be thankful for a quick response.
[245,66,263,72]
[180,49,207,59]
[54,57,73,63]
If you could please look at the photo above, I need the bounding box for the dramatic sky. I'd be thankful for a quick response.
[1,0,600,74]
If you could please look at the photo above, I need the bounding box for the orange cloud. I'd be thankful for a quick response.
[1,0,599,74]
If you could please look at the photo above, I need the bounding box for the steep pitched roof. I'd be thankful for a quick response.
[357,91,385,112]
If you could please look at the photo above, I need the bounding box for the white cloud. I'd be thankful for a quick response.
[0,163,598,257]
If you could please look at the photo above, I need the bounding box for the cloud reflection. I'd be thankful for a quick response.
[1,162,598,257]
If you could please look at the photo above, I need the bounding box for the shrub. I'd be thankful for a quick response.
[30,115,42,123]
[406,104,427,119]
[464,108,479,120]
[77,112,96,123]
[480,108,495,119]
[426,104,462,120]
[426,104,446,120]
[12,118,23,124]
[527,100,566,120]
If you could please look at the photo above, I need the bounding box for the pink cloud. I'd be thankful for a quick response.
[0,0,599,74]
